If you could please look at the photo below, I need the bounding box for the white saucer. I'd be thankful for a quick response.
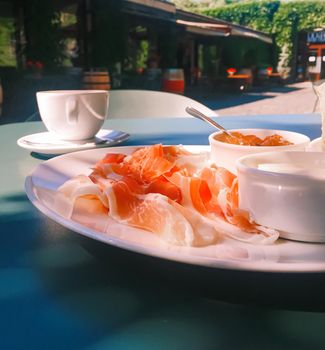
[17,129,130,155]
[307,137,324,152]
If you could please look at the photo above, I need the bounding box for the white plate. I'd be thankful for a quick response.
[17,129,129,154]
[307,137,324,152]
[25,145,325,273]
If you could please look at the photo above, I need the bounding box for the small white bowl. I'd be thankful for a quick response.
[236,151,325,243]
[307,137,324,152]
[209,129,310,174]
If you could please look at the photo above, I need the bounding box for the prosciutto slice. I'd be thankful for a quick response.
[54,144,279,246]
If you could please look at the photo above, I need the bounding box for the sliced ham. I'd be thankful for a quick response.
[54,145,279,246]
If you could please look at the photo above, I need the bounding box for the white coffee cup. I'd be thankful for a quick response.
[36,90,109,141]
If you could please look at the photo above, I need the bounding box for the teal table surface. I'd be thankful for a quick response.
[1,115,325,350]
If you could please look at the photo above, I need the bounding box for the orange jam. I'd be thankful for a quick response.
[215,132,293,146]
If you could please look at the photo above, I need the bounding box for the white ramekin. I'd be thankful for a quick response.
[209,128,310,174]
[236,151,325,243]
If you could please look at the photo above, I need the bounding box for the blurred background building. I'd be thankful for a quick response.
[0,0,273,88]
[1,0,324,122]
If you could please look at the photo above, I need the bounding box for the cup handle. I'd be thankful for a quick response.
[66,97,78,125]
[80,96,107,120]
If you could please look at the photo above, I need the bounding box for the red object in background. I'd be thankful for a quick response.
[136,67,144,74]
[227,68,237,75]
[34,61,44,70]
[162,79,185,94]
[266,67,273,75]
[162,69,185,94]
[26,60,44,70]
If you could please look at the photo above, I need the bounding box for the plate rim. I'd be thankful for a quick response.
[25,145,325,273]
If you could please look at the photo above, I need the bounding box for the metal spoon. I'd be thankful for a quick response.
[186,106,233,137]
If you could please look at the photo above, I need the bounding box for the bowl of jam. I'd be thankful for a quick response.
[209,129,310,174]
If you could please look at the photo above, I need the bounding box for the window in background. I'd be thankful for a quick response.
[198,44,219,79]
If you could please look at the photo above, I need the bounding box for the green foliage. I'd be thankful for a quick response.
[0,17,17,67]
[202,1,325,78]
[23,0,63,69]
[172,0,202,11]
[60,12,77,28]
[172,0,245,11]
[136,40,149,69]
[204,1,280,33]
[273,2,325,66]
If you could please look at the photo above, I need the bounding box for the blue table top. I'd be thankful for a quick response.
[1,114,325,349]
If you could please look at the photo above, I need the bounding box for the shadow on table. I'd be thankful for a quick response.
[2,200,325,349]
[35,230,325,349]
[79,237,325,311]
